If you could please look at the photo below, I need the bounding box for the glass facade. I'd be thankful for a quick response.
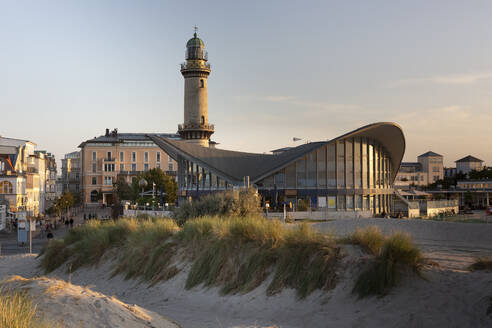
[177,137,396,215]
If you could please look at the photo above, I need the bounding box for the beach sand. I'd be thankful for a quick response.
[1,218,491,328]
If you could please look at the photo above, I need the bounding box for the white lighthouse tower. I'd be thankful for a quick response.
[178,27,214,147]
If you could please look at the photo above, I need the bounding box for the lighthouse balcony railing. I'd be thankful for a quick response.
[178,123,215,131]
[180,62,211,70]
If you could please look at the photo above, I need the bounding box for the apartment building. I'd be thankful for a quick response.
[79,129,179,206]
[0,137,56,216]
[455,155,484,175]
[395,151,444,188]
[60,151,81,195]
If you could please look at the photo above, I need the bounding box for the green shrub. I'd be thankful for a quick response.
[353,232,423,297]
[469,258,492,271]
[173,188,261,226]
[39,239,72,274]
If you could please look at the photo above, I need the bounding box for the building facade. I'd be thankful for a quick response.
[395,151,443,188]
[455,155,484,175]
[60,151,81,195]
[0,137,56,216]
[151,122,405,216]
[79,130,179,206]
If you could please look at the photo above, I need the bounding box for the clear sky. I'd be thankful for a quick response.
[1,0,491,168]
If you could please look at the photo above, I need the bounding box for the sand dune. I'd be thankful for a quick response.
[0,274,181,328]
[1,246,491,328]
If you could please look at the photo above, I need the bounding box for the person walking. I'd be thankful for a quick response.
[69,218,74,228]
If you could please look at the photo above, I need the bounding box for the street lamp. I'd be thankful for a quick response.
[138,178,148,210]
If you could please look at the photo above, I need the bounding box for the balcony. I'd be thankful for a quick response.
[178,123,214,132]
[180,61,211,71]
[103,158,116,163]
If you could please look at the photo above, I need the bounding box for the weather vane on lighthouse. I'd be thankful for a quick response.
[194,25,198,36]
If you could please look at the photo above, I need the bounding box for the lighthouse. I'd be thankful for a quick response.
[178,28,214,147]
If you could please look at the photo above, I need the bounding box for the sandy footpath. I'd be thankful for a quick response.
[313,218,492,270]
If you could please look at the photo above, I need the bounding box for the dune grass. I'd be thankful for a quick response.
[0,288,54,328]
[341,226,385,255]
[468,257,492,271]
[40,218,423,299]
[40,216,340,298]
[352,232,424,297]
[183,217,339,298]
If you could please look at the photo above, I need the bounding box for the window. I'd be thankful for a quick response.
[144,152,149,162]
[92,177,97,185]
[156,163,160,169]
[336,141,345,188]
[144,163,149,171]
[306,152,316,187]
[120,164,124,171]
[104,164,115,172]
[354,139,361,189]
[201,116,205,124]
[131,163,136,171]
[296,157,306,187]
[200,79,204,88]
[92,163,97,173]
[107,152,112,160]
[90,190,98,202]
[317,146,326,188]
[327,144,336,187]
[345,139,353,189]
[0,181,13,194]
[104,176,113,185]
[92,151,96,161]
[132,152,136,162]
[120,152,124,162]
[168,162,174,171]
[156,152,160,162]
[285,162,296,188]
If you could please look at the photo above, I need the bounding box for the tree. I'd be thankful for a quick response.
[137,168,178,204]
[469,167,492,180]
[53,192,75,217]
[114,176,137,201]
[115,168,177,205]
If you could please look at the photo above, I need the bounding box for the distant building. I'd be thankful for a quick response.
[0,137,56,216]
[60,151,81,195]
[456,179,491,209]
[455,155,484,175]
[444,167,457,178]
[79,130,179,206]
[395,151,444,188]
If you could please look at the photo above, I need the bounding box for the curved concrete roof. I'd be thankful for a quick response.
[149,122,405,185]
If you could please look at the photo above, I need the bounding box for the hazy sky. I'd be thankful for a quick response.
[2,0,491,168]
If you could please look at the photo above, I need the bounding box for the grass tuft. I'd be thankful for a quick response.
[341,225,384,256]
[469,257,492,271]
[0,288,55,328]
[353,232,424,298]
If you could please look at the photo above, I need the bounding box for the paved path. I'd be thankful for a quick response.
[0,207,111,256]
[312,217,492,270]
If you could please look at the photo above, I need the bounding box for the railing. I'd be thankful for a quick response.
[103,158,115,162]
[180,62,211,70]
[178,123,214,131]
